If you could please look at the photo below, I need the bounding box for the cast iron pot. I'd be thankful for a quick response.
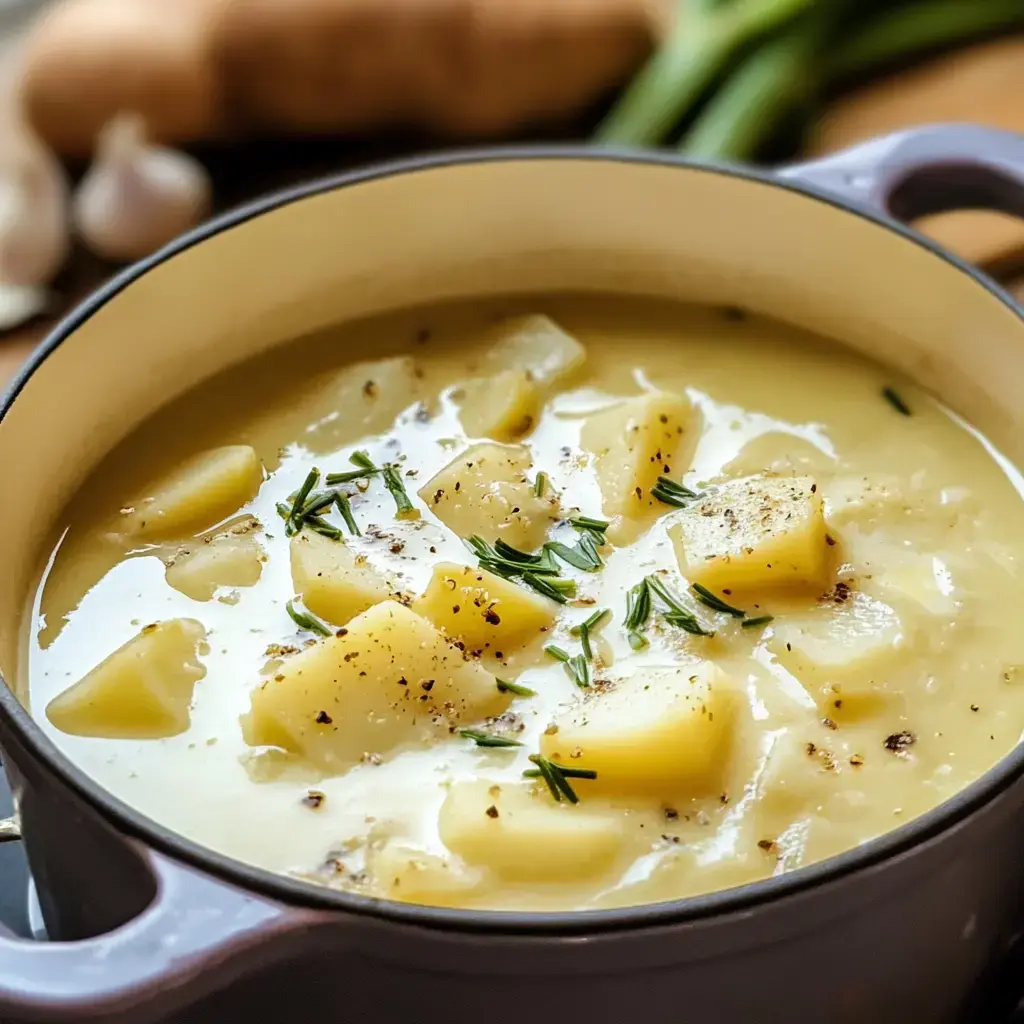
[3,124,1024,1024]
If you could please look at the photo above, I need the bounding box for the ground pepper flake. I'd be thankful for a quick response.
[485,805,500,819]
[303,790,326,809]
[884,731,916,753]
[315,710,333,725]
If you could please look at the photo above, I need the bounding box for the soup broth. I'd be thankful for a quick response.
[22,296,1024,911]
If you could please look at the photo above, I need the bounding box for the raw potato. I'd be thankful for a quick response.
[581,391,695,528]
[119,445,263,540]
[481,314,586,386]
[671,475,832,595]
[771,589,904,715]
[21,0,667,158]
[46,618,206,739]
[290,529,395,627]
[439,779,623,882]
[165,520,264,601]
[414,562,556,652]
[242,603,508,771]
[540,663,736,797]
[419,442,555,550]
[368,842,487,907]
[458,369,540,442]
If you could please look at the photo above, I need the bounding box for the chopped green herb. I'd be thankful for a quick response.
[534,472,549,497]
[646,575,715,636]
[545,538,602,572]
[382,464,417,519]
[304,514,342,540]
[565,653,591,688]
[286,599,331,637]
[334,493,360,536]
[624,579,652,636]
[742,615,775,629]
[459,729,523,748]
[325,450,382,485]
[522,571,573,603]
[300,488,338,517]
[570,608,611,658]
[350,450,377,472]
[286,467,320,536]
[651,475,701,508]
[544,644,571,663]
[628,630,649,650]
[468,536,559,578]
[496,678,537,698]
[275,502,291,521]
[691,583,745,618]
[569,515,610,538]
[525,754,597,804]
[882,387,911,416]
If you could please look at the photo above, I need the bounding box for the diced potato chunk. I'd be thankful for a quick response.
[368,843,488,907]
[414,562,555,653]
[821,475,910,529]
[120,446,263,540]
[459,369,540,442]
[720,432,835,479]
[581,391,695,524]
[165,520,264,601]
[770,588,904,714]
[869,554,957,618]
[418,442,555,550]
[268,356,420,456]
[439,780,623,882]
[755,727,838,827]
[290,529,394,626]
[670,475,832,595]
[480,314,586,386]
[540,663,736,797]
[46,619,206,739]
[242,603,508,771]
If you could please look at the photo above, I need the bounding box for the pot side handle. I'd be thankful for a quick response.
[777,123,1024,225]
[0,846,306,1022]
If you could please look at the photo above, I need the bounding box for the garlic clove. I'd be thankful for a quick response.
[73,112,212,262]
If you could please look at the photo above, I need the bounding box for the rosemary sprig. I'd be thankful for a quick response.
[544,644,570,662]
[286,598,331,637]
[651,475,701,508]
[525,754,597,804]
[534,472,549,497]
[496,678,537,697]
[742,614,774,629]
[286,467,320,536]
[882,386,911,416]
[300,488,339,517]
[382,464,418,519]
[570,608,611,659]
[305,514,343,541]
[624,579,652,648]
[545,537,602,572]
[467,536,560,579]
[459,728,523,748]
[326,450,381,485]
[645,575,715,636]
[334,492,360,536]
[543,643,589,687]
[522,571,574,604]
[569,515,610,540]
[691,583,745,618]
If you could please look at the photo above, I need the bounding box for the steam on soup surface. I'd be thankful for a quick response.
[24,296,1024,911]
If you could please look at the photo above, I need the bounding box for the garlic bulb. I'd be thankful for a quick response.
[73,113,211,261]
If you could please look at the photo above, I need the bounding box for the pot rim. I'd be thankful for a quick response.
[3,143,1024,935]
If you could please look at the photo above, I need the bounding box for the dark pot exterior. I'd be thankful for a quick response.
[4,124,1024,1023]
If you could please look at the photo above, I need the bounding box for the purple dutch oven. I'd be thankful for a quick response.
[3,125,1024,1023]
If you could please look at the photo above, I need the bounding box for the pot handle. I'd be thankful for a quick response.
[777,123,1024,224]
[0,845,307,1022]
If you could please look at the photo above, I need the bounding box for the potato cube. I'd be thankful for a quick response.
[459,369,540,442]
[720,432,835,479]
[165,520,264,601]
[821,474,911,529]
[290,529,394,626]
[540,663,736,797]
[368,842,488,907]
[671,474,832,595]
[418,442,555,550]
[581,391,695,524]
[480,314,586,386]
[120,446,263,540]
[871,555,957,618]
[242,603,508,771]
[439,780,623,882]
[414,562,555,653]
[755,727,839,829]
[770,588,904,714]
[46,619,207,739]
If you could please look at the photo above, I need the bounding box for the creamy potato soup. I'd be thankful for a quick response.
[22,297,1024,911]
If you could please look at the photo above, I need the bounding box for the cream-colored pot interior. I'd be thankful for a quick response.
[1,153,1022,684]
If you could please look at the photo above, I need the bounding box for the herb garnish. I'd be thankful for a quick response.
[467,536,559,578]
[286,598,331,637]
[304,514,343,540]
[691,583,745,618]
[651,475,700,508]
[624,580,652,648]
[645,575,714,636]
[882,387,911,416]
[382,463,418,519]
[570,608,611,659]
[522,571,576,603]
[496,678,537,697]
[334,492,360,535]
[524,754,597,804]
[459,729,523,748]
[545,536,602,572]
[534,472,549,497]
[568,515,610,537]
[285,467,320,536]
[544,644,589,687]
[742,615,774,629]
[326,450,381,485]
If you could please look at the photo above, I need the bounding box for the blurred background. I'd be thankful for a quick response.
[1,0,1024,381]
